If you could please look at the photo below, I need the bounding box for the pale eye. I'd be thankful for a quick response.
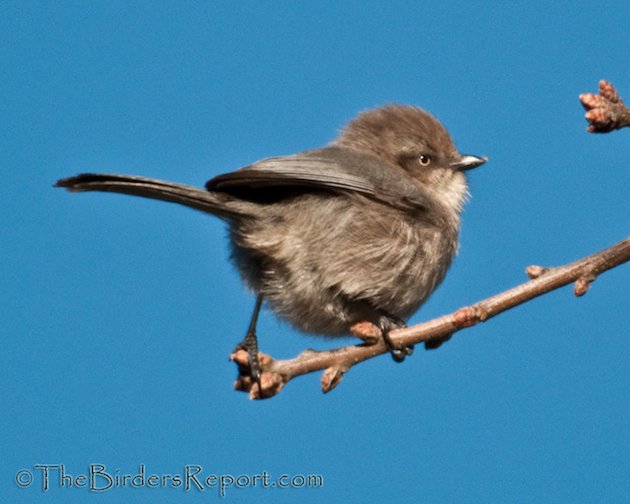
[418,154,432,166]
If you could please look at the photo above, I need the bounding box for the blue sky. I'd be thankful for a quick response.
[2,1,629,503]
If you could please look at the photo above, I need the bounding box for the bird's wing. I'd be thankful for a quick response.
[205,147,427,210]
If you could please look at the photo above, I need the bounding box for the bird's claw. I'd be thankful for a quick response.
[379,315,414,363]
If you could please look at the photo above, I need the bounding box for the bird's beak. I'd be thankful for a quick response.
[450,154,487,171]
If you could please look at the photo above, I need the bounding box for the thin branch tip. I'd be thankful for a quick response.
[580,80,630,132]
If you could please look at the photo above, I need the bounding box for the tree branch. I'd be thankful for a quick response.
[232,236,630,399]
[579,80,630,132]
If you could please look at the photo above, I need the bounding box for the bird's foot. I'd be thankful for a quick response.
[378,315,414,363]
[233,330,262,387]
[230,348,283,399]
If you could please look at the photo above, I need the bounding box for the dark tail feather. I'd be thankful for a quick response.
[54,173,253,218]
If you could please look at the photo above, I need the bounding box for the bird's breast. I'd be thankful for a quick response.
[228,193,460,334]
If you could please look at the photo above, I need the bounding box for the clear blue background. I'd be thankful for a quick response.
[2,1,629,502]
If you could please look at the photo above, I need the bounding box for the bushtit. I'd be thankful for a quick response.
[56,105,485,381]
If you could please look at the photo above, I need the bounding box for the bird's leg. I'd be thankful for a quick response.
[378,313,414,363]
[234,294,264,386]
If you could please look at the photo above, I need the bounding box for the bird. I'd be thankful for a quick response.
[55,104,486,383]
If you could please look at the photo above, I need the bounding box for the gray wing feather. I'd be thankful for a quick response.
[206,147,426,210]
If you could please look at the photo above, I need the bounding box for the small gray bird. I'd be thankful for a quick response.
[56,105,485,382]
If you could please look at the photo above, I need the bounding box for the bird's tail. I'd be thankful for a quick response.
[54,173,254,218]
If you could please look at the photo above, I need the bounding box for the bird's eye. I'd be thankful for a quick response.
[418,154,432,166]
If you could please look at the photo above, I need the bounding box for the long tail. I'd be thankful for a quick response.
[55,173,253,218]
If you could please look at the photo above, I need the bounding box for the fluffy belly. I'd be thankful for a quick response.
[230,194,458,336]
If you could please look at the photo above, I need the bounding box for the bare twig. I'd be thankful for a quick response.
[233,236,630,399]
[579,80,630,132]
